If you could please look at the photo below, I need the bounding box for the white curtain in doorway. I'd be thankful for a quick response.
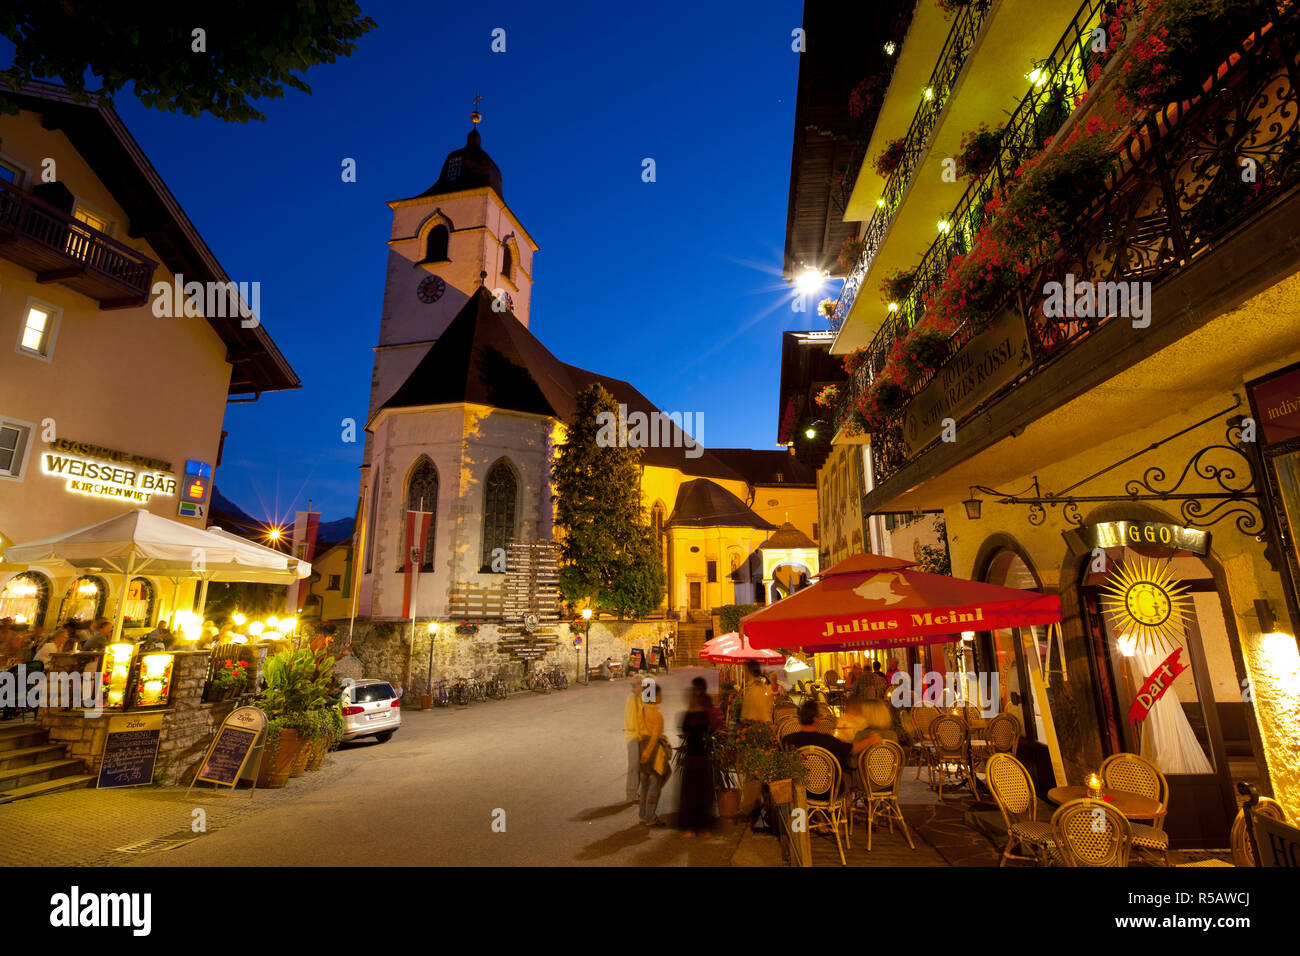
[1131,642,1213,775]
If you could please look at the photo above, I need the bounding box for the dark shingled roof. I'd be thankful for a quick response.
[378,287,746,480]
[708,448,816,486]
[409,127,504,200]
[666,479,776,530]
[759,521,818,550]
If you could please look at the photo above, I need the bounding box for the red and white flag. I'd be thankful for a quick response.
[286,509,320,615]
[402,508,433,619]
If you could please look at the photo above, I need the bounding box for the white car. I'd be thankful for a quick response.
[341,679,401,743]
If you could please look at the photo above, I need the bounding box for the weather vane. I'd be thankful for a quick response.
[471,93,482,126]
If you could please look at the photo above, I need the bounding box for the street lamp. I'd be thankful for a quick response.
[582,608,593,685]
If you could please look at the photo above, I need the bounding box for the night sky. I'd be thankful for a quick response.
[17,1,836,524]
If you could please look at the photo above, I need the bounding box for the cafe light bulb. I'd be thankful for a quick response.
[248,622,265,637]
[266,616,279,629]
[232,612,247,626]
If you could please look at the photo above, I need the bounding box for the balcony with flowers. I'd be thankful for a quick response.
[833,0,1300,489]
[833,0,1085,349]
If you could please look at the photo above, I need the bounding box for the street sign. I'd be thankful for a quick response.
[573,634,582,647]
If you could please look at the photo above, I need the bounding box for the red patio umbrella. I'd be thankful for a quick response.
[740,553,1061,652]
[700,631,784,664]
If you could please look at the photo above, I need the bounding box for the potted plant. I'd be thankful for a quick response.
[955,123,1002,179]
[305,705,343,771]
[838,235,866,271]
[817,298,837,323]
[255,637,339,786]
[813,384,840,409]
[710,727,741,818]
[765,747,810,805]
[734,722,809,810]
[455,621,480,636]
[257,718,300,789]
[899,325,953,382]
[873,136,907,178]
[880,266,918,306]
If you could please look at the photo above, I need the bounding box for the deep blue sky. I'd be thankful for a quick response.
[34,1,837,523]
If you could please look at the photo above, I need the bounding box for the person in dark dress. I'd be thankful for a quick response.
[678,677,717,836]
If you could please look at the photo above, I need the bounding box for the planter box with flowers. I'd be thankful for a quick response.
[899,325,955,383]
[838,235,866,272]
[455,622,481,636]
[817,298,838,324]
[205,658,251,702]
[880,266,918,307]
[873,137,907,179]
[1104,0,1272,113]
[813,385,840,410]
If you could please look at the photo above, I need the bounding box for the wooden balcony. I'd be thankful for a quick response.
[0,179,157,309]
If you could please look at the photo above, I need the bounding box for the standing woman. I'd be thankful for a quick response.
[678,677,717,836]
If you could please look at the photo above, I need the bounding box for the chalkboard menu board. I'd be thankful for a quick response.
[628,648,646,670]
[97,714,163,789]
[192,706,267,790]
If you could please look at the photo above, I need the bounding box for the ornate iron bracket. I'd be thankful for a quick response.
[963,397,1263,534]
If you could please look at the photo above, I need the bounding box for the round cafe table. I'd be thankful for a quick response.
[1047,786,1163,820]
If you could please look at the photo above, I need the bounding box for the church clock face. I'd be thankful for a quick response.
[417,275,446,303]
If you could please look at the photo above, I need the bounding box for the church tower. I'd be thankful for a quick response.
[367,111,538,420]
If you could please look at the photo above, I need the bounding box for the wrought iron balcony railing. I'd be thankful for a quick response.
[844,3,1298,487]
[0,179,157,308]
[833,0,996,329]
[845,0,1118,390]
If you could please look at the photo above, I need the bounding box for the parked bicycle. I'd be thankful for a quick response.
[433,679,451,707]
[527,668,551,694]
[451,676,473,706]
[547,666,568,691]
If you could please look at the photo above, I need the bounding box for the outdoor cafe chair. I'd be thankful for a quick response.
[972,712,1020,786]
[1051,798,1134,867]
[852,740,915,852]
[797,745,851,866]
[986,753,1055,866]
[927,714,974,800]
[1100,752,1170,866]
[1229,797,1287,867]
[775,714,800,741]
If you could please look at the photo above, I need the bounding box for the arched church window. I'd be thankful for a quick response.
[426,224,449,262]
[404,457,438,572]
[501,242,512,279]
[481,459,518,571]
[123,578,155,627]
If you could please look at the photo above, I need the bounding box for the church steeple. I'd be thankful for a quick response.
[416,98,503,200]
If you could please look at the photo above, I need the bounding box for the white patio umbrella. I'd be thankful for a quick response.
[3,510,309,641]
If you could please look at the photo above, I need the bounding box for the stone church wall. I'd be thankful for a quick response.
[339,618,676,696]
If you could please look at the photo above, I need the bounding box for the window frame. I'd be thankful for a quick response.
[0,154,31,188]
[327,574,341,591]
[424,223,450,262]
[0,413,37,481]
[403,456,439,573]
[15,296,62,361]
[72,198,114,236]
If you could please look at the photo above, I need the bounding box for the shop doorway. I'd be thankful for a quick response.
[1080,548,1255,848]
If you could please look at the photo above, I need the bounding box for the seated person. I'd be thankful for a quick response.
[599,657,614,680]
[33,630,66,666]
[834,698,869,742]
[858,699,899,743]
[783,700,881,799]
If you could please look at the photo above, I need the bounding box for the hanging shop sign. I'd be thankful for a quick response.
[96,713,163,789]
[42,438,176,504]
[177,459,212,519]
[1099,556,1193,651]
[191,706,267,790]
[1248,365,1300,447]
[902,309,1032,456]
[1067,521,1211,556]
[1128,646,1189,725]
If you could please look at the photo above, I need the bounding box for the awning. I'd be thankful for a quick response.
[700,631,785,664]
[741,552,1061,652]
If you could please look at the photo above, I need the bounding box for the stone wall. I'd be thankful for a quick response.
[341,618,677,695]
[38,646,270,786]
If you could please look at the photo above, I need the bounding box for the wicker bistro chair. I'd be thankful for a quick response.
[775,714,800,742]
[797,745,851,866]
[1230,798,1288,867]
[908,706,941,782]
[927,714,974,799]
[852,740,915,852]
[1101,752,1171,866]
[1051,798,1135,867]
[972,712,1021,784]
[898,708,932,782]
[986,753,1056,866]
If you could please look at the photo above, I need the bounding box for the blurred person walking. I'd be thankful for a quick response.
[624,679,647,801]
[678,677,717,836]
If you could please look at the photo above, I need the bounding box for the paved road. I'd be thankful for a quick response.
[128,667,742,867]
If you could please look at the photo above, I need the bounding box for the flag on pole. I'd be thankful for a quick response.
[402,508,433,619]
[286,510,320,615]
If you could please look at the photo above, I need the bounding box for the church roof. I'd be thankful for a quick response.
[666,479,776,531]
[377,287,746,481]
[759,522,818,550]
[411,127,504,200]
[707,448,816,486]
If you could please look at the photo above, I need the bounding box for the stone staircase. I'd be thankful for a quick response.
[0,722,95,804]
[676,624,711,666]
